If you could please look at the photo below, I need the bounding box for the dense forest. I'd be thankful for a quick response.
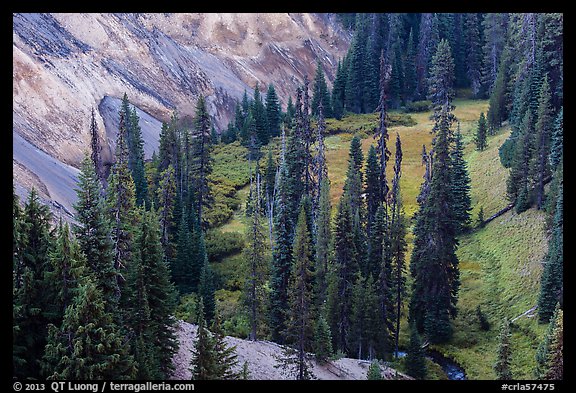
[13,12,562,381]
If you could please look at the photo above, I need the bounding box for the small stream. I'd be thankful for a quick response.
[394,350,467,380]
[426,349,467,380]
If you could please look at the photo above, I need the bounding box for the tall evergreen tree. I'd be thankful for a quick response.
[127,207,179,378]
[282,204,315,380]
[375,50,392,206]
[475,112,488,151]
[314,177,331,309]
[73,154,119,314]
[532,75,553,209]
[364,145,381,231]
[243,173,269,341]
[416,13,439,100]
[409,103,460,343]
[543,307,563,380]
[265,83,282,138]
[198,245,216,324]
[390,133,407,358]
[451,124,473,234]
[252,83,270,147]
[349,273,381,360]
[404,28,418,103]
[535,305,561,379]
[106,110,139,316]
[89,108,105,187]
[328,196,358,355]
[269,130,293,343]
[331,59,346,119]
[428,39,456,130]
[312,61,332,118]
[189,299,217,380]
[482,13,507,95]
[211,311,241,379]
[13,188,53,379]
[537,181,563,323]
[191,96,213,228]
[128,105,149,207]
[464,13,483,97]
[405,322,427,379]
[549,107,563,171]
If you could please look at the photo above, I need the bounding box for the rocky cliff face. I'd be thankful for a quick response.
[13,13,350,215]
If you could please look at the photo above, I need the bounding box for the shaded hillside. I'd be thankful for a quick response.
[13,12,350,216]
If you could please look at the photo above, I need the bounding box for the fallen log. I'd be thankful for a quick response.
[483,203,514,225]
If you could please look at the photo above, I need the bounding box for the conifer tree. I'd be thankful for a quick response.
[12,188,53,379]
[129,207,179,378]
[284,96,296,129]
[535,305,560,379]
[191,96,213,227]
[89,108,105,187]
[252,82,270,147]
[464,13,483,97]
[127,106,149,207]
[312,100,328,226]
[367,360,382,380]
[312,61,332,118]
[487,48,511,132]
[494,320,513,380]
[482,13,507,95]
[211,311,241,379]
[404,28,418,103]
[243,173,268,341]
[390,133,407,358]
[313,315,333,364]
[428,39,456,130]
[375,50,392,206]
[416,13,439,100]
[269,129,293,343]
[107,110,139,314]
[190,299,217,380]
[409,103,460,343]
[314,177,331,308]
[156,164,176,251]
[329,197,358,355]
[537,182,563,323]
[405,322,427,380]
[73,154,119,314]
[451,124,473,234]
[43,221,85,329]
[532,75,553,209]
[543,307,563,380]
[281,204,315,380]
[475,112,488,151]
[549,107,563,171]
[198,250,216,324]
[350,273,381,360]
[331,59,346,119]
[364,145,381,231]
[43,278,136,380]
[266,84,281,138]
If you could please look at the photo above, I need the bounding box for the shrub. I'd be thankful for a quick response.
[205,230,245,261]
[405,100,432,113]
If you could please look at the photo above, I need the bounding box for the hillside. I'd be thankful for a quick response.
[13,13,350,216]
[171,320,411,380]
